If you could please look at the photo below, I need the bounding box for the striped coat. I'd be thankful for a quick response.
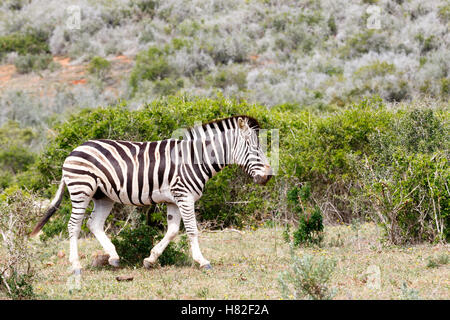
[31,115,272,273]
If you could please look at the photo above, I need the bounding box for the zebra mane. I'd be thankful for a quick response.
[183,115,260,140]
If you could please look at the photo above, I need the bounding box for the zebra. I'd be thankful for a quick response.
[31,115,273,274]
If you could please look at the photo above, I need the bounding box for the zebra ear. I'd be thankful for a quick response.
[238,117,248,131]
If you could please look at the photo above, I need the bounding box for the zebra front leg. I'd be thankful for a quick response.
[88,198,120,267]
[143,203,181,269]
[176,198,211,269]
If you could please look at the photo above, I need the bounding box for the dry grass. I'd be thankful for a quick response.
[2,222,449,300]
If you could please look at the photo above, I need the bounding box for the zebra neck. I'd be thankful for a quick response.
[185,121,239,169]
[197,129,236,177]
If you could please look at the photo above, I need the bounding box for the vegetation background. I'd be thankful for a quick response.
[0,0,448,300]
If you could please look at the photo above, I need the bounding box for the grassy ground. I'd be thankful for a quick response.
[4,222,449,300]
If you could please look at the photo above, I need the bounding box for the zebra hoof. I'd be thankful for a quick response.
[73,268,82,276]
[143,258,156,270]
[202,264,213,270]
[108,258,120,268]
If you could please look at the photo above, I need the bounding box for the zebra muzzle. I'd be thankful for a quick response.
[254,165,273,185]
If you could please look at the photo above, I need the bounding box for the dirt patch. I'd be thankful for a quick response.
[0,55,133,99]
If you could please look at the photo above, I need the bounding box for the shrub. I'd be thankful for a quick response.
[0,29,50,59]
[87,56,111,80]
[340,30,389,58]
[415,34,437,54]
[285,184,324,246]
[426,254,449,269]
[14,54,53,74]
[0,121,37,190]
[208,66,247,91]
[440,78,449,98]
[129,46,173,95]
[401,282,420,300]
[354,61,396,79]
[356,108,449,244]
[0,121,36,174]
[0,188,41,299]
[290,98,392,222]
[279,251,337,300]
[133,0,159,17]
[327,16,337,36]
[152,78,184,96]
[111,213,190,267]
[0,145,36,174]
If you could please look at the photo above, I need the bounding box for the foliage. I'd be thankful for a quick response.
[14,53,54,74]
[129,46,173,96]
[355,108,449,244]
[426,254,449,268]
[401,282,420,300]
[1,1,449,106]
[0,121,37,191]
[0,188,41,299]
[87,56,111,80]
[111,213,190,267]
[279,250,337,300]
[0,29,50,59]
[285,184,324,246]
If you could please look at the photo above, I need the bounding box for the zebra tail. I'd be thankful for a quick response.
[30,179,66,237]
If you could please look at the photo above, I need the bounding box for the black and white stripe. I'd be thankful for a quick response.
[32,115,272,271]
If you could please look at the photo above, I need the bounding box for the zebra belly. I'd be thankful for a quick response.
[98,184,175,205]
[151,188,176,204]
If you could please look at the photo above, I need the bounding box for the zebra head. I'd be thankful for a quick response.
[233,116,273,185]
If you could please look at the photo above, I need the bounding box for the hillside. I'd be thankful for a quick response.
[0,0,449,130]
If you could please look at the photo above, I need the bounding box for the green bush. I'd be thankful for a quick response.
[0,188,40,299]
[129,46,173,95]
[279,251,337,300]
[0,29,50,59]
[340,30,389,58]
[153,78,184,96]
[356,108,449,244]
[111,214,190,267]
[426,254,449,269]
[0,121,37,190]
[14,54,53,74]
[208,67,247,91]
[289,98,392,222]
[0,145,36,174]
[87,56,111,80]
[285,184,324,246]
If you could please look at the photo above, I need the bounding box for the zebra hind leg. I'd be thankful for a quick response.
[87,197,120,267]
[68,197,91,275]
[143,203,181,269]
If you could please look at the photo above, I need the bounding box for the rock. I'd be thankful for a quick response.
[91,250,104,257]
[116,275,134,282]
[57,250,66,259]
[45,261,55,267]
[92,253,110,267]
